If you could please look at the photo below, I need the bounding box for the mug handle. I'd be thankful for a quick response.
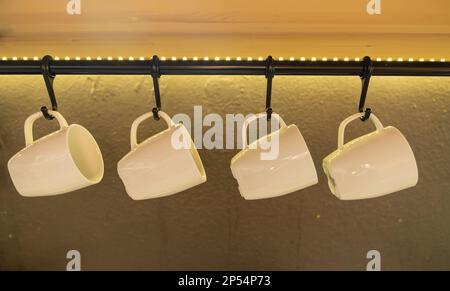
[338,112,384,149]
[241,112,287,149]
[130,110,175,150]
[24,110,69,147]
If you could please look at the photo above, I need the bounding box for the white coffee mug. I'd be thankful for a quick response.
[8,111,104,197]
[230,112,318,200]
[117,111,206,200]
[323,112,418,200]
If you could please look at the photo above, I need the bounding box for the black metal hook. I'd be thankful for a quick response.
[151,55,162,120]
[358,56,374,121]
[265,56,275,121]
[41,55,57,120]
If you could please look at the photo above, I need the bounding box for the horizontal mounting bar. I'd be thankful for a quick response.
[0,59,450,76]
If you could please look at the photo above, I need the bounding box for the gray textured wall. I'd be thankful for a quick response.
[0,74,449,270]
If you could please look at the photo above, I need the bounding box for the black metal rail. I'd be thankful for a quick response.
[1,58,450,76]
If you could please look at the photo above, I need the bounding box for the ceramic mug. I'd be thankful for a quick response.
[323,112,418,200]
[230,112,318,200]
[8,111,104,197]
[117,111,206,200]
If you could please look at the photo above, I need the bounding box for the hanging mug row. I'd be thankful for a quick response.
[7,110,418,200]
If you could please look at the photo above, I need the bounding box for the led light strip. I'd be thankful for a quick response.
[0,56,447,62]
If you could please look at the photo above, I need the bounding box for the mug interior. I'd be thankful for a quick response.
[67,125,104,183]
[181,126,206,179]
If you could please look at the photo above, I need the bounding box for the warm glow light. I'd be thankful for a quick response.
[1,55,443,74]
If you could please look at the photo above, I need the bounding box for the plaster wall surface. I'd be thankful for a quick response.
[0,75,449,270]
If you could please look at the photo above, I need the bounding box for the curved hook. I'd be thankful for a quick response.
[265,56,275,121]
[41,55,57,120]
[151,55,161,120]
[358,56,374,121]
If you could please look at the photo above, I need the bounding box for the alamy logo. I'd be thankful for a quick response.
[366,250,381,271]
[66,250,81,271]
[367,0,381,15]
[169,106,282,160]
[66,0,81,15]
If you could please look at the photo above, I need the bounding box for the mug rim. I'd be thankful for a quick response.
[66,124,104,184]
[177,124,207,181]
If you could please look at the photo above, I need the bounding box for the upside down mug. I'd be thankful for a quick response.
[230,112,318,200]
[117,111,207,200]
[322,112,418,200]
[8,111,104,197]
